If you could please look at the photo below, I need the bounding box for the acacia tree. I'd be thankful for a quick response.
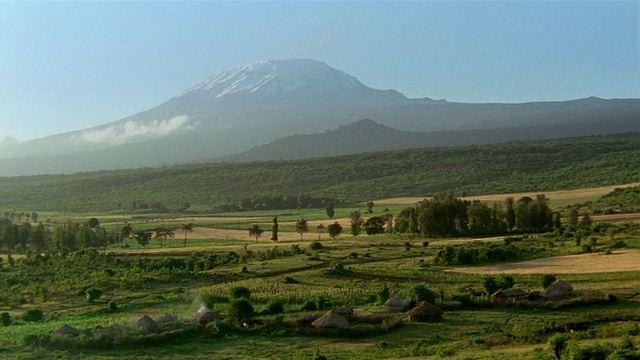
[248,224,264,242]
[295,218,308,240]
[181,223,193,247]
[316,224,325,240]
[327,221,343,239]
[155,227,174,248]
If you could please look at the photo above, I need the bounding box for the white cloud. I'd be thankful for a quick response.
[72,115,190,145]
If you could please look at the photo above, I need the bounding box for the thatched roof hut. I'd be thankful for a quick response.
[296,313,322,327]
[333,307,354,318]
[133,315,160,332]
[52,324,80,337]
[311,310,349,329]
[406,301,443,322]
[189,309,220,326]
[491,289,528,303]
[155,313,178,324]
[542,279,573,299]
[385,296,410,312]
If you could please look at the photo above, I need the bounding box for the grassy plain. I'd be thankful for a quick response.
[2,183,640,358]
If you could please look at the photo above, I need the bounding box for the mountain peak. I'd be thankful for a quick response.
[181,58,365,99]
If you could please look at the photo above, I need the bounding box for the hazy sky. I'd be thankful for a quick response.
[1,1,638,141]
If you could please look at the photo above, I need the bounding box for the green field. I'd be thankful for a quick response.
[1,134,640,359]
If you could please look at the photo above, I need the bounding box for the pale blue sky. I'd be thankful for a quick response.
[1,1,638,141]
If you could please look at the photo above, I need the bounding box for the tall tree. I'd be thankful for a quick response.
[295,218,309,240]
[504,197,516,231]
[271,216,278,241]
[316,224,325,239]
[325,204,335,219]
[350,211,364,236]
[181,223,193,247]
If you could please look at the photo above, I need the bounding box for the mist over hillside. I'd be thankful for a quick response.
[0,59,638,176]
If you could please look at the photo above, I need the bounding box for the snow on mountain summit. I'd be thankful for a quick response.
[182,59,365,98]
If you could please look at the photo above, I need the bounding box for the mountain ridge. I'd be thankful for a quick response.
[0,58,638,176]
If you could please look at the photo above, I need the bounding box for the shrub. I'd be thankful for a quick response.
[541,274,557,289]
[108,301,118,312]
[377,284,390,305]
[581,244,593,253]
[229,298,254,323]
[85,288,102,303]
[264,299,284,315]
[229,286,251,300]
[547,333,569,359]
[21,308,44,322]
[308,241,323,251]
[1,312,12,326]
[301,300,317,311]
[283,276,298,284]
[412,284,436,304]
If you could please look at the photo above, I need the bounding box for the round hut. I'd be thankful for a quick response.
[385,296,410,312]
[541,279,573,299]
[333,307,354,319]
[52,324,80,337]
[133,315,160,332]
[311,310,349,329]
[295,313,322,328]
[406,301,444,322]
[155,313,178,324]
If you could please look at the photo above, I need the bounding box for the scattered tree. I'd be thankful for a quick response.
[248,224,264,242]
[366,201,374,214]
[295,218,309,240]
[181,223,193,247]
[271,216,278,241]
[229,298,254,324]
[316,224,325,239]
[325,204,335,219]
[350,211,364,236]
[327,221,343,239]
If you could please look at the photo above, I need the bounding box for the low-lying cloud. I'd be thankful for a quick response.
[73,115,190,145]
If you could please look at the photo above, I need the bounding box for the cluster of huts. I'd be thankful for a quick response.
[51,280,573,337]
[296,295,444,330]
[490,279,574,304]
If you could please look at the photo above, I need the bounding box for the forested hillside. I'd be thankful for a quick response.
[0,133,639,212]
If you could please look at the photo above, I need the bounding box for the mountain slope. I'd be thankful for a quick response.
[225,117,640,162]
[0,59,638,175]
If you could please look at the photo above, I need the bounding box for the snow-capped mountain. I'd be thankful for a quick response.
[0,58,638,176]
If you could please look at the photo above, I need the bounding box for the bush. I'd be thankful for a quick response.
[308,241,323,250]
[229,298,254,323]
[283,276,298,284]
[412,284,436,304]
[264,299,284,315]
[548,333,569,359]
[21,308,44,322]
[301,300,317,311]
[1,312,12,326]
[108,301,118,312]
[230,286,251,300]
[85,288,102,303]
[377,284,390,305]
[541,274,557,289]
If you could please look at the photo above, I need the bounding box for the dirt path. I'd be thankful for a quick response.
[448,249,640,275]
